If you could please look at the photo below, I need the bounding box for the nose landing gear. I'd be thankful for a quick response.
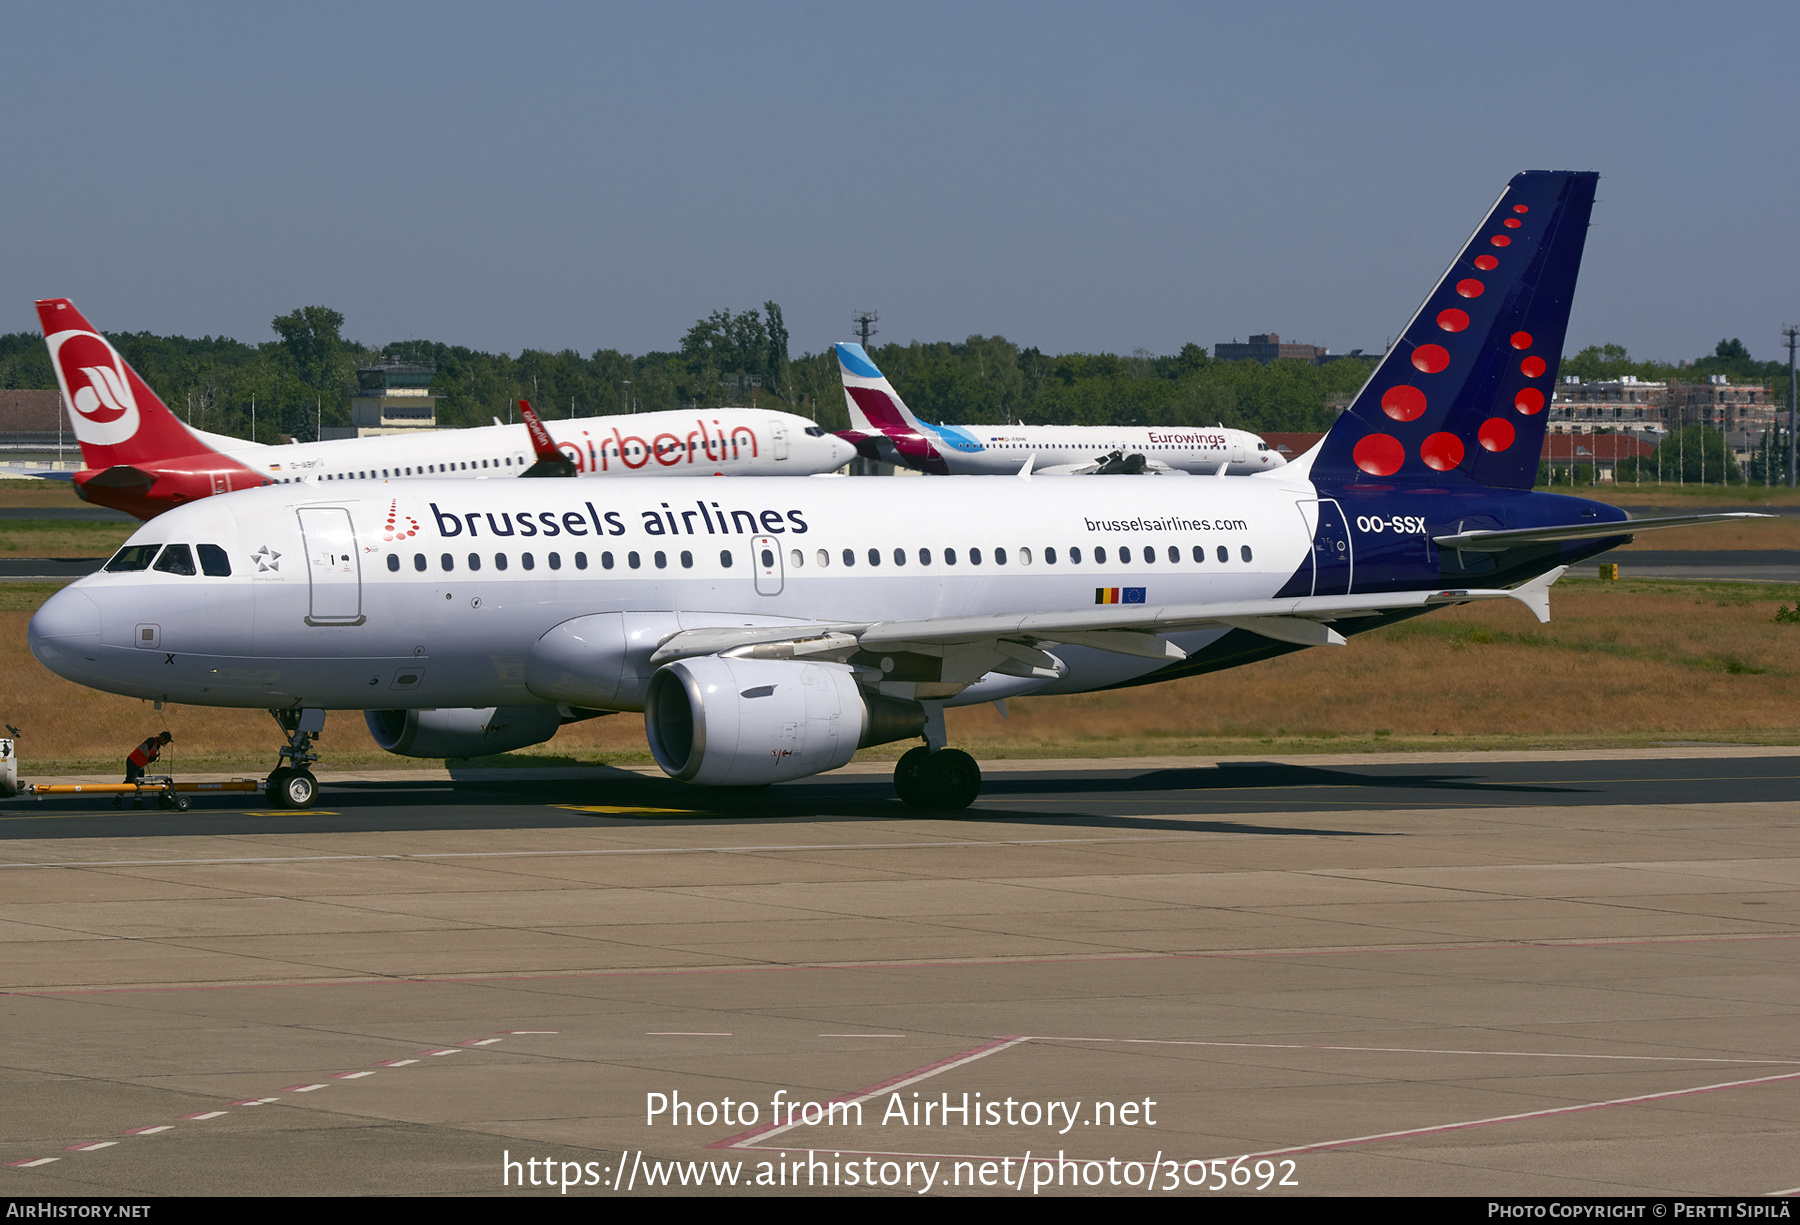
[265,708,324,809]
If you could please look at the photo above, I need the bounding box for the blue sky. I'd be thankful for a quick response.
[3,1,1794,364]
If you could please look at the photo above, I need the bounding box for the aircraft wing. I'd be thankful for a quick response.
[648,568,1568,672]
[0,465,75,481]
[1433,512,1773,552]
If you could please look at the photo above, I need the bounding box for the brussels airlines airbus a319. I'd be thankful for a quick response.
[27,172,1765,810]
[31,298,855,520]
[834,342,1284,476]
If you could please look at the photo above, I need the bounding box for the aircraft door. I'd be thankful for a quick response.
[1300,498,1353,595]
[770,421,789,461]
[1232,437,1246,465]
[298,506,365,625]
[752,535,784,595]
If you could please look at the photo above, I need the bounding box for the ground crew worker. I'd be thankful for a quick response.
[125,730,172,787]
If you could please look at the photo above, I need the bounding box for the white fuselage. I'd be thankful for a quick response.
[200,408,854,486]
[30,472,1319,711]
[936,424,1281,475]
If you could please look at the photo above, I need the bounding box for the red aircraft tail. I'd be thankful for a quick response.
[516,400,577,478]
[35,299,217,469]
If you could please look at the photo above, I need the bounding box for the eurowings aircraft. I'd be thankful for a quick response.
[31,299,855,520]
[28,171,1766,810]
[833,342,1284,475]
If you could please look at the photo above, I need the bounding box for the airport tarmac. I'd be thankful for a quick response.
[1,749,1797,1197]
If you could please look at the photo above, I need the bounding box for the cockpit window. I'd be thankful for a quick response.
[197,544,232,577]
[104,544,162,573]
[804,426,825,436]
[152,544,197,576]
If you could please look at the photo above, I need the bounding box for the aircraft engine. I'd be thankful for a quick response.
[644,657,924,786]
[365,705,566,759]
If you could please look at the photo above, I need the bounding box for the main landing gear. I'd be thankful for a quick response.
[892,704,982,812]
[265,708,324,809]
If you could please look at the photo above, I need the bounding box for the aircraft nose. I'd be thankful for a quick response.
[27,586,101,675]
[829,433,858,468]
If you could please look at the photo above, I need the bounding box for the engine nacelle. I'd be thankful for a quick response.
[365,705,566,759]
[526,611,815,711]
[645,657,924,786]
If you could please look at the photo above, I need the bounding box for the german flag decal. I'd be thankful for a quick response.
[1095,587,1146,605]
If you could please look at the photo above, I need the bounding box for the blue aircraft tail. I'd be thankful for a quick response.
[1309,170,1597,491]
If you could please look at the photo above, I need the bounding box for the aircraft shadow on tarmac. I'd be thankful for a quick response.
[0,758,1586,841]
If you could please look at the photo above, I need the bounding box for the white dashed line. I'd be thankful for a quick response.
[332,1071,376,1079]
[5,1158,59,1168]
[178,1111,228,1120]
[63,1143,116,1152]
[122,1126,172,1135]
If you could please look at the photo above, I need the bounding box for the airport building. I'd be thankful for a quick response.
[321,362,441,440]
[0,388,77,469]
[1548,375,1777,463]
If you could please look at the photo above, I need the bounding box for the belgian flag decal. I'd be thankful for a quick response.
[1095,587,1146,605]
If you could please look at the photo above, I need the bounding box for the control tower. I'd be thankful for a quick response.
[322,362,440,438]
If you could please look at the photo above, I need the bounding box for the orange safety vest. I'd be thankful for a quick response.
[128,737,161,768]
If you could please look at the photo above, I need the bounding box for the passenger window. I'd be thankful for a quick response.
[1241,545,1253,562]
[386,554,400,572]
[918,548,931,566]
[549,552,562,570]
[842,548,855,567]
[414,553,427,572]
[1217,545,1229,563]
[868,548,880,567]
[522,553,535,571]
[721,550,734,567]
[1168,545,1179,563]
[628,551,641,569]
[1070,546,1082,563]
[152,544,196,576]
[575,552,588,569]
[816,549,829,568]
[994,547,1006,565]
[1045,547,1057,564]
[654,551,668,569]
[944,548,957,566]
[1193,545,1205,563]
[1018,547,1031,565]
[600,552,613,569]
[197,544,231,576]
[680,550,693,569]
[1142,546,1153,564]
[441,553,454,571]
[495,553,508,571]
[893,548,905,566]
[468,553,481,571]
[969,548,982,565]
[1094,546,1107,564]
[790,549,803,567]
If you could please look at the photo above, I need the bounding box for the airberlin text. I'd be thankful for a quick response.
[430,501,809,541]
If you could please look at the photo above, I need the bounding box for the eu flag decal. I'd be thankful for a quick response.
[1095,588,1146,605]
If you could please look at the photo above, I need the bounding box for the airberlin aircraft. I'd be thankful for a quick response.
[28,172,1765,810]
[834,342,1285,476]
[32,298,856,520]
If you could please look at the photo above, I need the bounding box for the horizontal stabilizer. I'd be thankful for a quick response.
[1433,512,1773,552]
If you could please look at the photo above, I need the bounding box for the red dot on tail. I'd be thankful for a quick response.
[1420,431,1465,471]
[1456,278,1485,297]
[1521,356,1547,378]
[1436,309,1470,333]
[1381,385,1427,421]
[1489,235,1511,247]
[1479,418,1516,451]
[1511,331,1532,350]
[1353,434,1405,476]
[1412,344,1450,373]
[1515,387,1546,414]
[1474,255,1499,270]
[1504,218,1522,229]
[1513,204,1529,213]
